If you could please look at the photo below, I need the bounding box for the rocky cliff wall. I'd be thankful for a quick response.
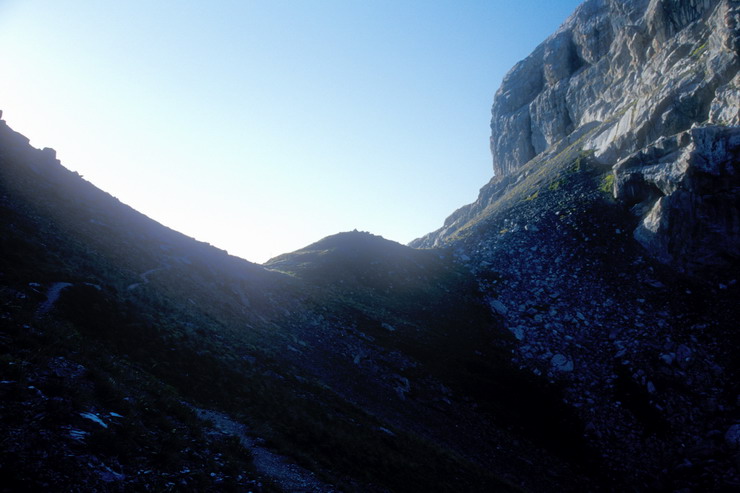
[418,0,739,272]
[410,2,740,486]
[491,0,738,176]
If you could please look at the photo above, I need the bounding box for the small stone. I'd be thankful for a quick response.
[510,326,525,341]
[644,279,665,289]
[676,344,692,368]
[724,424,740,449]
[80,412,108,428]
[379,427,396,436]
[660,353,675,365]
[551,354,574,372]
[490,299,508,315]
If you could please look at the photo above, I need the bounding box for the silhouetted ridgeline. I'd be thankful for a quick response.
[1,0,739,491]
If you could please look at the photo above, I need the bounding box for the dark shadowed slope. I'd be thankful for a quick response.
[0,117,600,491]
[2,0,738,490]
[411,0,740,489]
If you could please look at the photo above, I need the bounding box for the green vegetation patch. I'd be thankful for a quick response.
[571,149,595,172]
[691,42,708,58]
[600,173,615,194]
[549,178,565,191]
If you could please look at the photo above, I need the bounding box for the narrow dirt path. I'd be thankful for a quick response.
[37,282,73,315]
[126,265,169,291]
[192,407,336,492]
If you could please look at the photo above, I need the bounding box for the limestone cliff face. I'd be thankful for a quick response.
[491,0,738,175]
[418,0,739,272]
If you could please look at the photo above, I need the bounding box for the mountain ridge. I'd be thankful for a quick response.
[0,112,598,490]
[1,0,739,491]
[414,0,739,275]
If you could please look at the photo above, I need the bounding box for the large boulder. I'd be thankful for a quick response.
[613,125,740,271]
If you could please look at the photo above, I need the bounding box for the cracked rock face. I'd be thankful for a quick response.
[490,0,738,178]
[459,0,740,271]
[614,126,740,270]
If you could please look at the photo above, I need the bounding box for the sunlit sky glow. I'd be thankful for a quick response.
[0,0,582,263]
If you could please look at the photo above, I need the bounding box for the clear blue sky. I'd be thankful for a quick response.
[0,0,582,263]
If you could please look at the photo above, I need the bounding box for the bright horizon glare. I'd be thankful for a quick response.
[0,1,583,263]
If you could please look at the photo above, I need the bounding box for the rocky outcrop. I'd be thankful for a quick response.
[613,125,740,270]
[709,71,740,124]
[421,0,739,271]
[409,1,740,489]
[491,0,738,176]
